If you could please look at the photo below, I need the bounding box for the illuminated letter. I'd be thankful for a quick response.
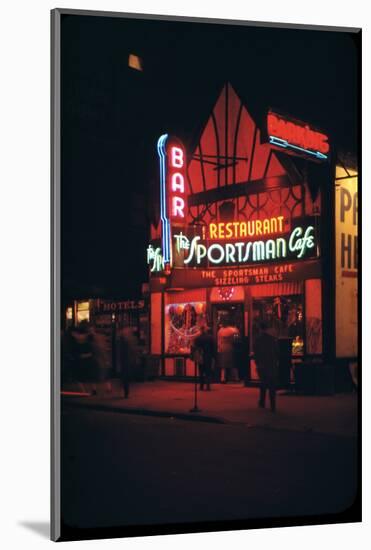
[225,243,236,263]
[289,227,302,255]
[238,222,246,238]
[208,244,225,264]
[277,216,284,232]
[276,238,287,257]
[235,242,244,262]
[253,241,265,262]
[263,218,271,234]
[184,236,200,265]
[171,146,184,168]
[265,240,276,260]
[270,217,277,233]
[196,244,207,264]
[226,223,233,239]
[247,221,255,237]
[242,242,252,262]
[289,226,314,258]
[172,196,185,218]
[209,223,217,239]
[147,244,155,264]
[174,232,190,252]
[255,220,262,236]
[219,223,225,239]
[319,134,329,154]
[147,245,164,272]
[171,173,185,193]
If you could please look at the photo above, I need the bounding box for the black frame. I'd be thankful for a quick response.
[51,8,362,542]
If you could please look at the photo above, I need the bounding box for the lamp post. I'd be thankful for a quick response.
[189,360,201,413]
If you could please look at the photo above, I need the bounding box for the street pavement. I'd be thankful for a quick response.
[61,408,358,531]
[63,380,358,437]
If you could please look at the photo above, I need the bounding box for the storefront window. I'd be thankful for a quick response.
[252,295,304,355]
[165,302,206,354]
[76,301,90,324]
[66,306,73,328]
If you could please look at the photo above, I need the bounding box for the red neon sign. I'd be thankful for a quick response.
[166,139,187,220]
[267,112,329,155]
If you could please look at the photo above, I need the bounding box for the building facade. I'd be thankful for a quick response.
[147,84,358,390]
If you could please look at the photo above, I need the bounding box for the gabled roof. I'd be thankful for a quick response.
[187,82,289,195]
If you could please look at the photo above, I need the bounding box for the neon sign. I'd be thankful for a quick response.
[157,134,187,266]
[267,112,329,160]
[206,216,285,240]
[174,225,316,266]
[147,244,164,272]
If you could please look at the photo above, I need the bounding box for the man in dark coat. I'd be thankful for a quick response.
[193,326,216,391]
[254,322,279,412]
[117,327,138,398]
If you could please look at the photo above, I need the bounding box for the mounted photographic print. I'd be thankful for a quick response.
[51,8,361,542]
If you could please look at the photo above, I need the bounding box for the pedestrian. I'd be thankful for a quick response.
[254,321,279,412]
[234,334,249,384]
[193,325,216,391]
[217,319,240,383]
[89,326,111,382]
[117,326,138,398]
[61,326,78,384]
[74,321,95,382]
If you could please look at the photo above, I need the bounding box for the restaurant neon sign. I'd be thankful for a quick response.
[206,216,285,240]
[174,225,316,266]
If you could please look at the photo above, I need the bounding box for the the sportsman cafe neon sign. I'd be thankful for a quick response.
[147,216,317,272]
[174,222,316,266]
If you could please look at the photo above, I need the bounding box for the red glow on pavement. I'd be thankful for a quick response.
[61,391,92,397]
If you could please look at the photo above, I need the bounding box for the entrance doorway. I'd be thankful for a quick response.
[212,303,245,382]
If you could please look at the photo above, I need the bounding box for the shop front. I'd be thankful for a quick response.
[63,297,150,379]
[147,83,331,387]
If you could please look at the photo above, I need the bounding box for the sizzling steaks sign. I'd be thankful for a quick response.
[168,260,322,288]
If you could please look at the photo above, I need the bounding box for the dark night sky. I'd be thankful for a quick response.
[61,14,359,300]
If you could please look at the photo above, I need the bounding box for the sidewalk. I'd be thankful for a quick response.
[62,380,358,437]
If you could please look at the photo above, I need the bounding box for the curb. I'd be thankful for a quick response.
[62,397,225,424]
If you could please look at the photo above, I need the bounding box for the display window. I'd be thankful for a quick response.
[76,300,90,324]
[252,295,304,355]
[165,302,206,354]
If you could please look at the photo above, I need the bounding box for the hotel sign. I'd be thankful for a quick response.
[94,299,145,313]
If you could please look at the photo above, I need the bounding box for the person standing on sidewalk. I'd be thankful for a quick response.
[254,321,279,412]
[217,319,240,383]
[117,326,138,399]
[193,326,216,391]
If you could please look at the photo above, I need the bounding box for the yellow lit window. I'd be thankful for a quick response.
[76,301,90,324]
[66,307,73,320]
[128,54,143,71]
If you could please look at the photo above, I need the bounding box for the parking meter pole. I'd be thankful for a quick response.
[190,361,200,413]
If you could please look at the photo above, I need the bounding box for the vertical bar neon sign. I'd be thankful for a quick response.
[157,134,171,265]
[157,134,187,267]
